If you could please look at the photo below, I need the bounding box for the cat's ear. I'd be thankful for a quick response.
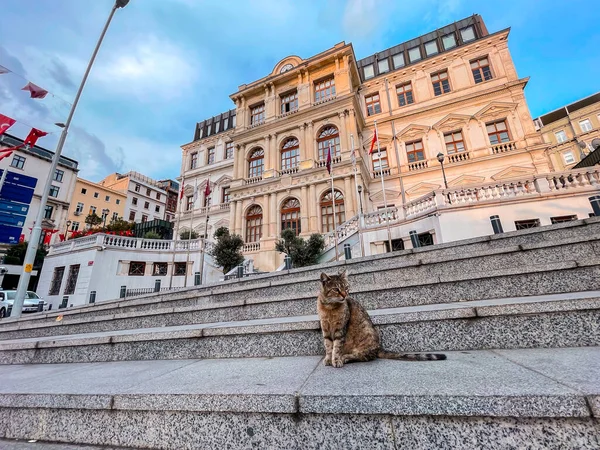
[320,273,330,283]
[338,268,347,279]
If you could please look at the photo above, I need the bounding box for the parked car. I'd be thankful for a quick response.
[0,291,46,318]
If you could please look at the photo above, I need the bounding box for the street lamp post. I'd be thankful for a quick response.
[437,152,449,189]
[357,185,364,215]
[10,0,129,318]
[102,209,109,228]
[65,220,72,241]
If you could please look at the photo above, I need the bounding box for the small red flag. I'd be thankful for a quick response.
[59,233,66,242]
[369,130,378,154]
[21,82,49,99]
[204,180,211,197]
[24,128,48,147]
[326,145,332,175]
[0,114,16,136]
[179,179,185,200]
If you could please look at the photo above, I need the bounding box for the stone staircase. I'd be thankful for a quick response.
[0,218,599,448]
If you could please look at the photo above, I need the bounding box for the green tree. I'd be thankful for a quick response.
[275,229,325,268]
[85,212,102,228]
[143,231,161,239]
[180,230,199,240]
[5,241,48,268]
[209,227,244,274]
[106,218,134,232]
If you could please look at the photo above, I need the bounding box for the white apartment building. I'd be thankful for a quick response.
[99,171,168,223]
[0,133,79,246]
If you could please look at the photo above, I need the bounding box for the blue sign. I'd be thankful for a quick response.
[0,214,25,227]
[0,199,29,215]
[0,183,35,204]
[0,224,22,244]
[0,169,38,244]
[6,171,37,189]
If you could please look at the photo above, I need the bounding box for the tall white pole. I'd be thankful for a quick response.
[199,178,211,285]
[329,144,339,261]
[184,179,197,287]
[168,177,184,289]
[373,121,393,252]
[11,2,127,318]
[350,134,364,258]
[0,168,8,199]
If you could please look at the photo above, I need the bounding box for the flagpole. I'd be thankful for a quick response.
[374,120,393,252]
[169,176,184,289]
[199,177,210,285]
[328,143,339,261]
[184,178,197,288]
[350,134,364,258]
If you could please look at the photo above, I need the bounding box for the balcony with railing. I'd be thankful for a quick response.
[316,155,342,169]
[244,175,263,185]
[312,95,337,107]
[491,141,518,154]
[243,242,260,253]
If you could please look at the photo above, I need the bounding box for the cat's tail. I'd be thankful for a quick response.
[378,350,446,361]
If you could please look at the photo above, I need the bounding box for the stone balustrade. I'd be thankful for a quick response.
[243,242,260,252]
[491,141,518,154]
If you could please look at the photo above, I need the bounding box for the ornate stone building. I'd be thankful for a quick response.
[179,15,595,272]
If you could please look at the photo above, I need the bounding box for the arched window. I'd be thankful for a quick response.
[281,198,301,235]
[317,126,340,161]
[245,205,263,243]
[248,148,264,178]
[320,190,345,232]
[280,138,300,171]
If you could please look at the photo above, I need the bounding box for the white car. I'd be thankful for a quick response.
[0,291,46,318]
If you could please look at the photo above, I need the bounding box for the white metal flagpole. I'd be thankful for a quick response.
[350,134,364,258]
[373,120,393,251]
[328,143,339,261]
[199,176,211,285]
[184,178,198,287]
[168,177,184,289]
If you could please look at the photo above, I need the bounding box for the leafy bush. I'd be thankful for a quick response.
[275,229,325,268]
[209,227,244,274]
[143,231,161,239]
[180,230,198,240]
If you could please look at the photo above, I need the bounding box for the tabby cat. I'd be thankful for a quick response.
[318,270,446,368]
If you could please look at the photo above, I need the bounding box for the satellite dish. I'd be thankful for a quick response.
[592,138,600,151]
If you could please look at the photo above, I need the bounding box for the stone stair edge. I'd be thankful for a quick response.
[11,218,597,322]
[1,293,598,351]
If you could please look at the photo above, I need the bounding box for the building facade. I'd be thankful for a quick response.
[67,178,127,234]
[157,179,180,223]
[0,133,79,246]
[99,171,168,224]
[179,15,597,272]
[534,92,600,170]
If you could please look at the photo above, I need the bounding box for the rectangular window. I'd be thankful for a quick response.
[190,152,198,169]
[105,195,110,201]
[580,119,593,132]
[486,120,511,144]
[515,219,540,230]
[64,264,81,295]
[112,212,118,221]
[563,151,575,164]
[222,186,230,204]
[225,142,234,159]
[250,104,265,125]
[48,266,65,296]
[392,53,405,69]
[214,121,220,134]
[89,206,97,215]
[142,214,148,222]
[186,196,193,211]
[132,197,138,206]
[146,188,151,196]
[44,205,53,219]
[75,202,84,214]
[129,211,136,221]
[442,33,457,50]
[555,130,568,143]
[424,40,438,56]
[207,147,215,164]
[144,201,149,209]
[153,263,168,276]
[81,188,87,194]
[551,215,578,224]
[116,199,121,205]
[71,222,79,231]
[365,93,382,116]
[377,59,389,74]
[53,169,64,182]
[371,148,389,170]
[232,115,236,128]
[93,192,99,198]
[314,77,336,103]
[174,262,187,276]
[363,64,375,79]
[396,82,414,107]
[280,91,298,114]
[156,192,161,200]
[406,140,425,162]
[461,26,476,42]
[408,47,421,63]
[431,70,451,96]
[11,155,25,169]
[444,130,466,154]
[155,205,160,213]
[471,57,493,83]
[134,184,140,192]
[418,232,434,247]
[129,262,146,276]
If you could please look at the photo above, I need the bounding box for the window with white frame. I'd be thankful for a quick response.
[392,53,405,69]
[442,33,457,50]
[424,40,438,56]
[563,151,575,164]
[460,26,476,42]
[363,64,375,79]
[555,130,568,143]
[579,119,592,132]
[377,59,389,74]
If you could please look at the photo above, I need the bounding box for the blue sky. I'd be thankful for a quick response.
[1,0,598,182]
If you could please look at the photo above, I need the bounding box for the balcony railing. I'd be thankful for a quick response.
[248,120,265,129]
[279,109,299,119]
[491,141,518,154]
[372,167,391,178]
[313,95,336,106]
[408,160,428,171]
[245,176,263,185]
[279,167,299,176]
[243,242,260,252]
[447,151,471,164]
[316,155,341,168]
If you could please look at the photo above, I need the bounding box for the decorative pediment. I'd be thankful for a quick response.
[272,56,303,76]
[447,174,486,187]
[405,182,440,199]
[474,102,518,121]
[214,174,232,185]
[214,218,229,229]
[369,189,401,203]
[361,132,393,149]
[432,114,472,133]
[396,124,431,141]
[490,166,535,181]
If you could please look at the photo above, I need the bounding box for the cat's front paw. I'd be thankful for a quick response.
[332,357,344,368]
[323,356,332,366]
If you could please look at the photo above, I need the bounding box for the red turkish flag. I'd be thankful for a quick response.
[59,233,66,242]
[21,82,49,99]
[0,114,16,136]
[24,128,48,147]
[204,180,211,197]
[43,232,52,245]
[369,130,378,154]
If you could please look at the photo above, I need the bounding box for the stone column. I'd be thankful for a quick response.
[299,124,307,161]
[300,186,308,234]
[263,193,270,237]
[236,200,243,236]
[270,133,278,172]
[230,200,237,233]
[339,111,348,153]
[308,121,316,161]
[343,176,355,217]
[264,135,272,171]
[269,193,277,237]
[308,184,318,232]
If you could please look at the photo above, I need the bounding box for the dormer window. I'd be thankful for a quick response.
[392,53,405,69]
[363,64,375,79]
[460,26,476,42]
[214,121,220,133]
[280,91,298,115]
[377,59,389,74]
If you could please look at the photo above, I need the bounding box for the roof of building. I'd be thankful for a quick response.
[535,92,600,126]
[0,133,79,170]
[194,109,236,142]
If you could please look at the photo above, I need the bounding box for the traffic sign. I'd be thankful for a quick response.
[0,224,22,244]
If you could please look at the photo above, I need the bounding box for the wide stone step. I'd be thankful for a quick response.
[2,239,599,341]
[5,219,598,329]
[0,347,598,449]
[0,292,598,364]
